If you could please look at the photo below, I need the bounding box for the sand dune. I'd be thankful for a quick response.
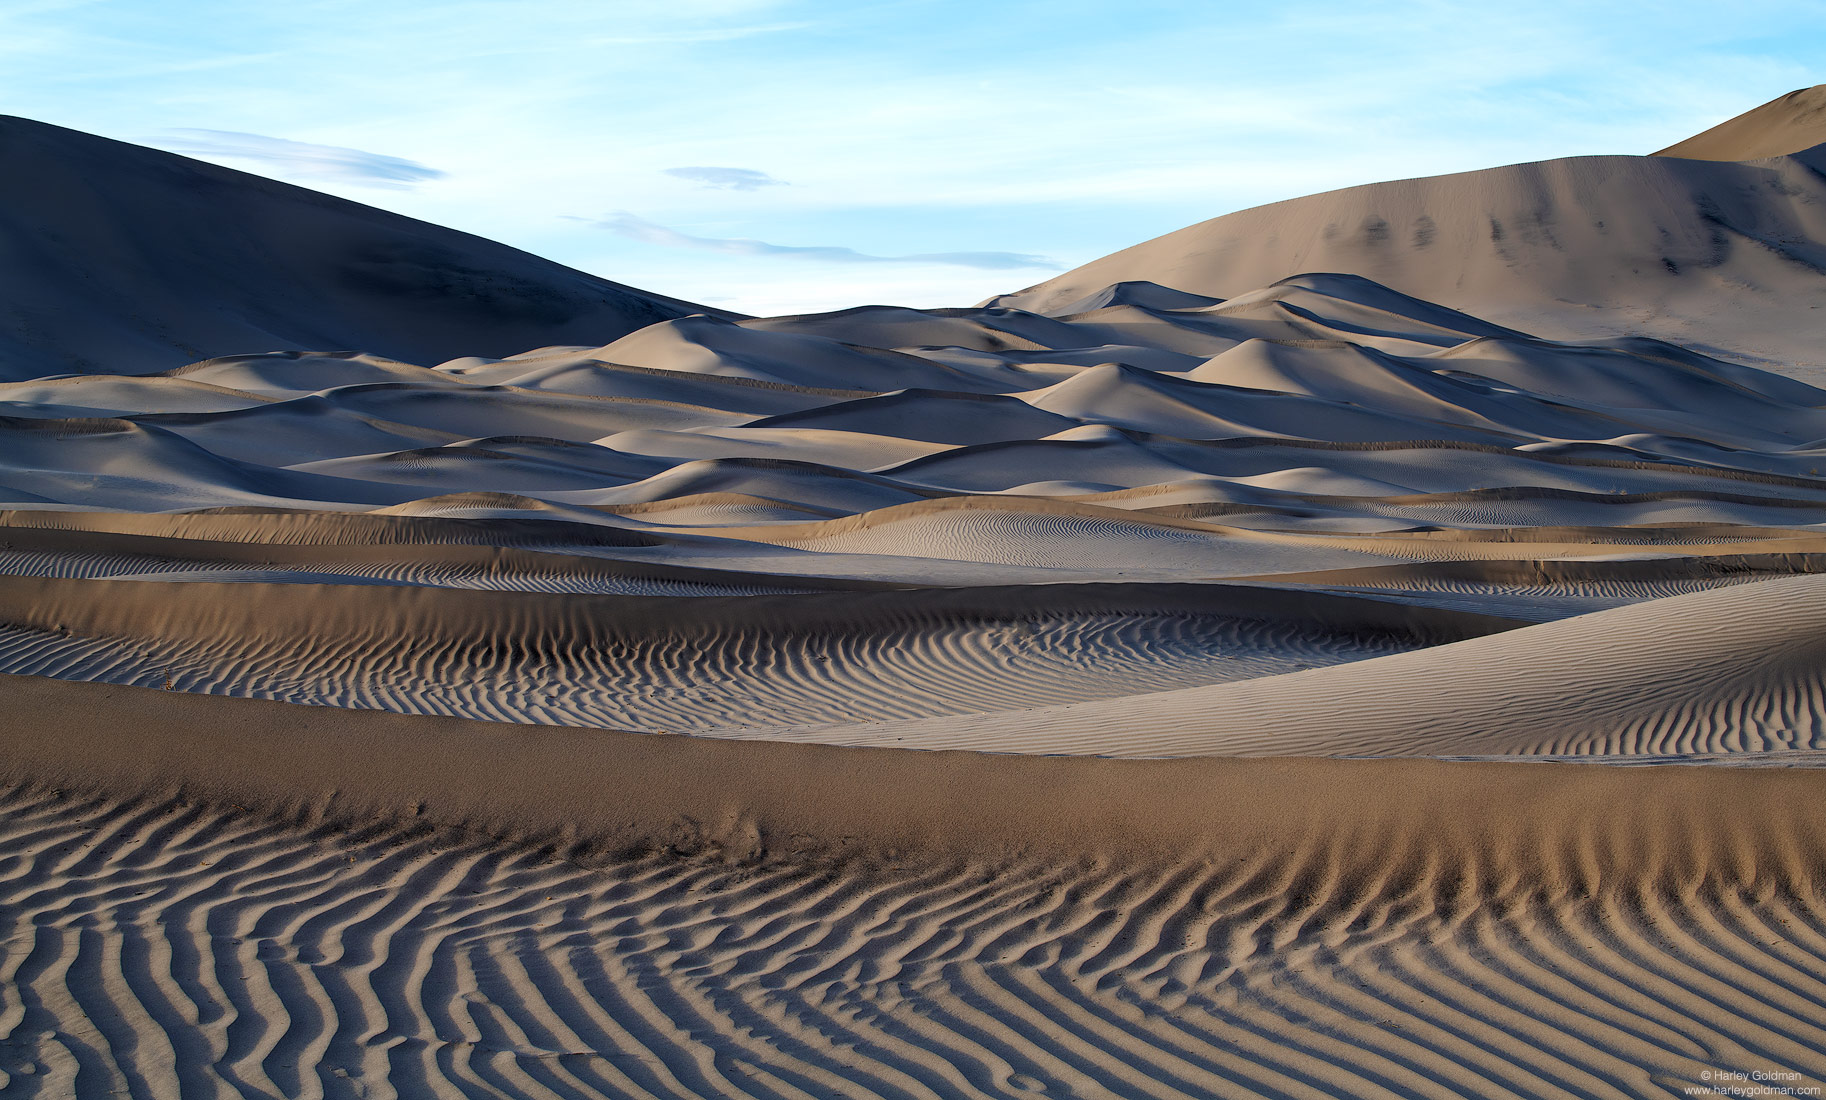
[754,574,1826,759]
[996,151,1826,374]
[0,118,719,379]
[6,245,1826,760]
[4,103,1826,1097]
[3,268,1826,581]
[0,573,1512,733]
[1655,84,1826,161]
[2,516,1824,763]
[2,680,1825,1096]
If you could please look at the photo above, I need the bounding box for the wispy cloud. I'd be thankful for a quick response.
[150,130,445,189]
[598,213,1057,270]
[664,166,785,190]
[10,0,1822,315]
[585,21,813,46]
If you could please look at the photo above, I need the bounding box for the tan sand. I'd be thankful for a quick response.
[754,573,1826,759]
[994,159,1826,377]
[1655,84,1826,161]
[0,569,1515,733]
[1,676,1824,1095]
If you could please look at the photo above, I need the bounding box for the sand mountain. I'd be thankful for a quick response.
[1655,83,1826,161]
[995,108,1826,373]
[0,117,717,380]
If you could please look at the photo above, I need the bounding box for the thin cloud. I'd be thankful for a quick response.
[599,213,1057,270]
[586,21,814,46]
[151,129,446,189]
[664,166,785,190]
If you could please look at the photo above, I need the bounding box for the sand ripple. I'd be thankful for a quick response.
[0,577,1480,733]
[1,782,1822,1098]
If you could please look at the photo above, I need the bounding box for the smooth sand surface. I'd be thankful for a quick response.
[4,102,1826,1097]
[1655,84,1826,161]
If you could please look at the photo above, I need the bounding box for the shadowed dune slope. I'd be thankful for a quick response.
[0,118,721,379]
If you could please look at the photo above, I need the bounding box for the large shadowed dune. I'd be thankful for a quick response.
[0,117,724,379]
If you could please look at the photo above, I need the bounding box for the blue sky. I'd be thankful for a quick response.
[1,0,1822,315]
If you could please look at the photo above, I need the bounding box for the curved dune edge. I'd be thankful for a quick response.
[3,672,1824,893]
[761,573,1826,758]
[16,506,1826,582]
[0,574,1522,732]
[6,572,1826,759]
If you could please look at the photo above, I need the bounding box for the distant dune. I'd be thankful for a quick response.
[3,97,1826,1098]
[5,264,1826,758]
[1655,83,1826,160]
[0,117,721,380]
[996,116,1826,374]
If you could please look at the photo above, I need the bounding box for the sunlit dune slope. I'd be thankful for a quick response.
[1654,83,1826,161]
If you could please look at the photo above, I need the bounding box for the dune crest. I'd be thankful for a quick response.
[1654,84,1826,161]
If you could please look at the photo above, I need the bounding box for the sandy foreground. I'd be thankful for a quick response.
[3,677,1826,1098]
[4,90,1826,1097]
